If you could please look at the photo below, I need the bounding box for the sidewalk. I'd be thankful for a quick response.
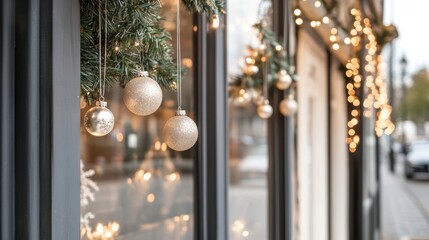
[381,158,429,240]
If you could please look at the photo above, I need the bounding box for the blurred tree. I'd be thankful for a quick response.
[398,68,429,134]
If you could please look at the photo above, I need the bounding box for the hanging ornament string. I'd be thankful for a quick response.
[84,0,114,137]
[98,0,107,101]
[263,53,268,99]
[176,0,182,111]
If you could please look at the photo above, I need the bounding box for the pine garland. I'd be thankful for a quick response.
[230,22,296,90]
[81,0,224,102]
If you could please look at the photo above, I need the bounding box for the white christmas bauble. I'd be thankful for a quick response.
[124,71,163,116]
[257,100,273,119]
[253,95,265,106]
[279,95,298,116]
[84,101,115,136]
[276,70,292,90]
[233,88,251,107]
[163,110,198,151]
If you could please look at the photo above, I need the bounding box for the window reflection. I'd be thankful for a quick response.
[228,0,269,239]
[80,1,194,239]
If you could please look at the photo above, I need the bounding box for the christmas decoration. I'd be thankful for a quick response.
[229,0,297,121]
[164,110,199,151]
[81,0,224,102]
[276,69,292,90]
[257,100,273,119]
[279,94,298,116]
[124,71,163,116]
[84,0,114,137]
[80,160,99,237]
[256,58,273,119]
[84,101,115,136]
[232,88,252,107]
[163,0,198,151]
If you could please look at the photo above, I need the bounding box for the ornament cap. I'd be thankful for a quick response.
[96,100,108,107]
[138,71,149,77]
[175,110,187,116]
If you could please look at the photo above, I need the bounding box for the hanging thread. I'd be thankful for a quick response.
[263,53,269,99]
[176,0,182,110]
[98,0,107,100]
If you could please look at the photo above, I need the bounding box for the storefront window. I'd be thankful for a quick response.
[228,0,269,239]
[80,2,195,239]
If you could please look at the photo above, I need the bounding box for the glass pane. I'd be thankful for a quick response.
[227,0,269,239]
[80,2,195,239]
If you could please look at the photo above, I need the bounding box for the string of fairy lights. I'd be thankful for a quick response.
[294,1,395,153]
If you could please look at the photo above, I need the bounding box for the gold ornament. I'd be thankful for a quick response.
[276,70,292,90]
[163,110,198,151]
[124,71,163,116]
[257,100,273,119]
[84,101,115,136]
[279,94,298,116]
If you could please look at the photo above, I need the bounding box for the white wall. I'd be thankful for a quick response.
[330,59,349,240]
[297,30,328,240]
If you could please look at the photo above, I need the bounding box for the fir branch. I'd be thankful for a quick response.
[81,0,177,102]
[230,22,296,90]
[182,0,225,15]
[81,0,225,102]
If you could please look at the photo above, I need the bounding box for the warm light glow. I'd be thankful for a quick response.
[212,14,220,29]
[275,45,283,51]
[242,230,250,237]
[332,43,340,50]
[314,0,321,7]
[111,222,120,232]
[182,214,190,222]
[147,193,156,203]
[322,16,330,24]
[155,140,161,151]
[116,132,124,142]
[344,37,351,45]
[295,18,303,25]
[294,9,301,16]
[96,224,104,234]
[143,172,152,181]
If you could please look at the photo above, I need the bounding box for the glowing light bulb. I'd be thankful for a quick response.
[294,9,301,16]
[212,14,220,29]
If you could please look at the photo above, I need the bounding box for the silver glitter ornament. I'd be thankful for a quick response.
[84,101,115,136]
[163,110,198,151]
[257,100,273,119]
[276,70,292,90]
[279,94,298,116]
[124,71,163,116]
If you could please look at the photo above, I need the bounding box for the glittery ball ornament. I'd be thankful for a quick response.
[276,70,292,90]
[257,100,273,119]
[163,110,198,151]
[84,101,115,136]
[279,95,298,116]
[124,71,163,116]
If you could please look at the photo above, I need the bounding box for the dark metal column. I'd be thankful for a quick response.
[1,0,15,239]
[269,0,294,239]
[193,14,228,240]
[2,0,80,239]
